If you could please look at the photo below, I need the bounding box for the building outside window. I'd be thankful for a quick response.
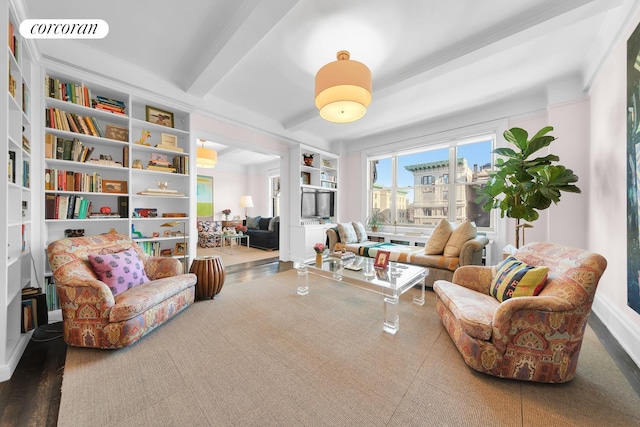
[369,136,493,229]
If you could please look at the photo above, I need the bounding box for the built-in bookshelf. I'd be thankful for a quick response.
[289,146,339,261]
[42,71,193,304]
[1,3,35,381]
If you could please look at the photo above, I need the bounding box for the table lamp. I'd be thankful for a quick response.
[239,195,253,218]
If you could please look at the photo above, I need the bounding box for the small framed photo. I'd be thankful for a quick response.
[151,153,168,162]
[160,248,173,257]
[160,133,178,149]
[174,242,186,256]
[105,124,129,142]
[145,105,174,128]
[374,250,391,269]
[102,179,128,194]
[301,171,311,185]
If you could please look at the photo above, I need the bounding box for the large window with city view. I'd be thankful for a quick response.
[369,136,494,230]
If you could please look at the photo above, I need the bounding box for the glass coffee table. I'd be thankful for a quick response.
[296,255,427,334]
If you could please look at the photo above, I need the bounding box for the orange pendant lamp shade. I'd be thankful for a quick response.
[315,51,372,123]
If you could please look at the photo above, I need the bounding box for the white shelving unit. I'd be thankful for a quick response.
[42,71,193,310]
[1,3,35,381]
[289,146,339,261]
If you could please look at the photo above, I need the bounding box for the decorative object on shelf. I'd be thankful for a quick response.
[197,139,217,168]
[300,171,311,185]
[64,229,84,238]
[99,206,111,214]
[161,221,187,267]
[145,105,174,128]
[155,180,171,191]
[222,209,231,220]
[152,232,160,238]
[315,50,372,123]
[314,242,325,267]
[476,126,580,248]
[105,124,129,142]
[132,159,143,169]
[197,175,214,217]
[107,228,118,234]
[303,153,314,166]
[367,209,385,232]
[159,133,178,150]
[131,224,143,238]
[103,179,128,194]
[135,129,151,145]
[134,208,158,218]
[239,195,254,218]
[189,255,226,300]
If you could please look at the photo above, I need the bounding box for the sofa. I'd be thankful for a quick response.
[326,219,489,287]
[244,216,279,250]
[433,242,607,383]
[46,233,196,349]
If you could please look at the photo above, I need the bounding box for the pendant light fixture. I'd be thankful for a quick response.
[315,50,372,123]
[197,139,217,168]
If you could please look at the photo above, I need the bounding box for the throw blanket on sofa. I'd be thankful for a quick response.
[347,242,461,271]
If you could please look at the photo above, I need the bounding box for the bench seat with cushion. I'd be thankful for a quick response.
[326,219,489,287]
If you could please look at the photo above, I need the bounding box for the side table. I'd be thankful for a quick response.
[189,255,226,300]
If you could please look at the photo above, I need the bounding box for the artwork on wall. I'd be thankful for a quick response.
[197,175,214,218]
[627,23,640,314]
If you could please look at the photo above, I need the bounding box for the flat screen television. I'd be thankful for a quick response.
[301,188,335,218]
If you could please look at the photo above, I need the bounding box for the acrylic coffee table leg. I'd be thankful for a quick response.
[296,264,309,296]
[383,293,400,334]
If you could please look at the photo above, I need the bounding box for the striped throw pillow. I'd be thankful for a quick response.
[490,256,548,302]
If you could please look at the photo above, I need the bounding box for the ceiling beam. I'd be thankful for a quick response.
[185,0,301,97]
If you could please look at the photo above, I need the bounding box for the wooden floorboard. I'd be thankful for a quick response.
[1,260,637,427]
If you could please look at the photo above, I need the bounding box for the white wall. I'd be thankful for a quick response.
[589,8,640,368]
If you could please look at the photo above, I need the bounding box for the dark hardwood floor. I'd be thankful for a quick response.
[1,258,638,427]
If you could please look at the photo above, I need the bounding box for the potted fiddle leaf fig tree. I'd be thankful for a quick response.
[476,126,581,248]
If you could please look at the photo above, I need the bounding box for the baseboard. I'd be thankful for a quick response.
[0,333,31,382]
[592,294,640,369]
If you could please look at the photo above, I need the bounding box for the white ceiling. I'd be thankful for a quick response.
[18,0,637,160]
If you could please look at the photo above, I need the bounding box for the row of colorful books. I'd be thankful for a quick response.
[44,276,61,311]
[45,194,92,220]
[45,134,95,163]
[45,107,105,138]
[44,168,103,192]
[21,287,48,332]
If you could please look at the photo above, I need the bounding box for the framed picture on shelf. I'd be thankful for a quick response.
[174,242,186,256]
[103,180,128,194]
[374,250,391,269]
[105,124,129,142]
[145,105,174,128]
[160,248,173,257]
[301,171,311,185]
[160,133,178,149]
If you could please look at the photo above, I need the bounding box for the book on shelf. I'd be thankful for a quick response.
[154,144,184,153]
[162,212,187,217]
[88,212,121,219]
[146,165,176,172]
[144,188,178,193]
[117,196,128,218]
[137,191,185,197]
[8,151,15,183]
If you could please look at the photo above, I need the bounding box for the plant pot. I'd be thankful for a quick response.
[315,252,323,267]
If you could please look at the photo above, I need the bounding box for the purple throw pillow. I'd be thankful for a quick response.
[88,249,149,296]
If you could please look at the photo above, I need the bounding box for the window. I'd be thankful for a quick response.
[368,137,493,229]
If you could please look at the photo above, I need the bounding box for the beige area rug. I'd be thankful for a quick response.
[196,245,278,266]
[59,271,640,426]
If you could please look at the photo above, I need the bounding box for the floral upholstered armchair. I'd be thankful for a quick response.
[433,242,607,383]
[47,233,196,349]
[197,220,222,248]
